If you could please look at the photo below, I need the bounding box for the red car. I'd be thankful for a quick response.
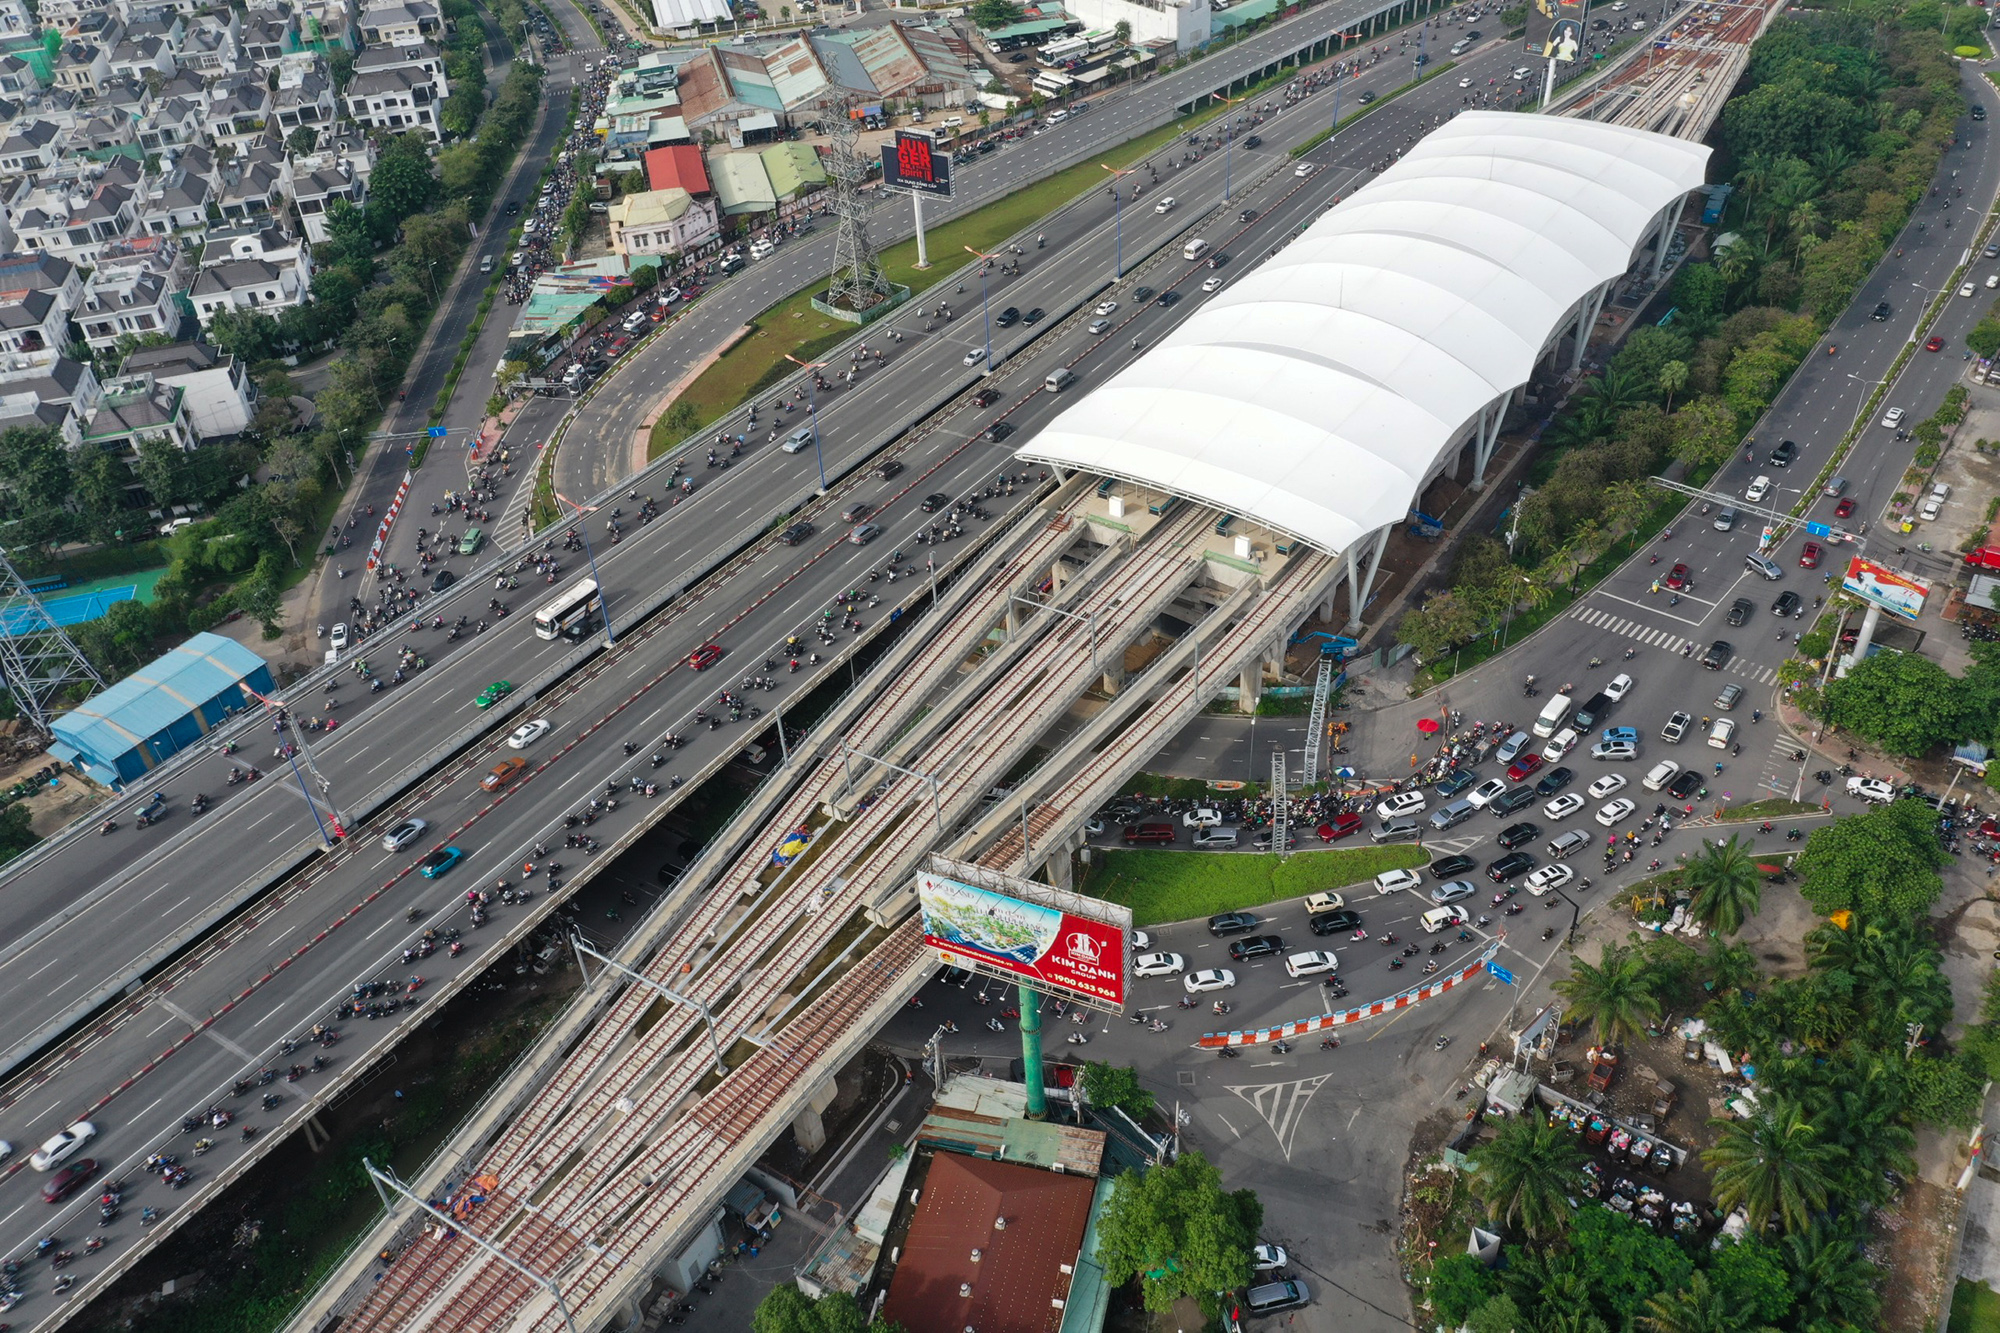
[42,1158,96,1203]
[687,644,723,670]
[1663,562,1692,591]
[1317,813,1363,842]
[1926,335,1946,353]
[1834,498,1856,519]
[1799,542,1822,568]
[1506,754,1544,782]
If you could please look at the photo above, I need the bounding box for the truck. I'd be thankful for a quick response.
[724,1180,781,1236]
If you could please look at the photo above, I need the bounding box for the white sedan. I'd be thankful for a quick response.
[1596,797,1638,827]
[1201,276,1225,292]
[1745,474,1773,503]
[30,1121,95,1172]
[1134,951,1185,978]
[1603,672,1634,702]
[1587,774,1627,799]
[1962,282,1979,298]
[1847,775,1895,804]
[1525,864,1574,896]
[507,719,551,749]
[1294,162,1316,177]
[1153,196,1178,214]
[1643,759,1681,791]
[1093,300,1119,316]
[962,348,984,367]
[1284,950,1339,978]
[380,817,428,852]
[1542,793,1586,821]
[1131,929,1152,951]
[1458,76,1474,87]
[1183,968,1237,994]
[1376,790,1427,822]
[1465,778,1509,810]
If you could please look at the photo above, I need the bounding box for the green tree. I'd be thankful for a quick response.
[1425,1251,1498,1325]
[750,1284,897,1333]
[1706,1238,1793,1326]
[1670,396,1740,471]
[1705,1099,1839,1233]
[1685,835,1763,935]
[370,148,439,223]
[0,424,75,548]
[1466,1113,1582,1244]
[1093,1151,1259,1313]
[286,125,317,155]
[1396,588,1487,662]
[1564,1208,1693,1326]
[1552,942,1660,1047]
[1820,649,1968,757]
[1793,798,1948,922]
[1657,359,1689,410]
[1640,1270,1779,1333]
[0,801,37,865]
[1781,1216,1879,1328]
[968,0,1022,27]
[1079,1062,1155,1118]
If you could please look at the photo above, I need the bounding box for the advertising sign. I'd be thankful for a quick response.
[1841,556,1930,621]
[1525,0,1588,61]
[915,869,1126,1006]
[882,131,953,198]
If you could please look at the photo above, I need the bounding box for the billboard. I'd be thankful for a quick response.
[915,867,1127,1006]
[1842,556,1930,621]
[882,131,953,198]
[1525,0,1587,61]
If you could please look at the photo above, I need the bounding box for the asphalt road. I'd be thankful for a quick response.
[0,41,1537,1321]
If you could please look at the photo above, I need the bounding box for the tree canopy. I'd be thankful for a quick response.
[1092,1151,1259,1313]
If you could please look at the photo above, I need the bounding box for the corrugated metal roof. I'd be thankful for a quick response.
[710,152,776,213]
[760,141,824,199]
[51,631,266,762]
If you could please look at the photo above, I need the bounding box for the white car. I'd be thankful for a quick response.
[30,1121,95,1172]
[506,719,551,749]
[1283,951,1338,979]
[1525,864,1574,896]
[1962,282,1979,298]
[1153,197,1178,214]
[1603,672,1634,702]
[1093,300,1119,316]
[1541,728,1579,762]
[1253,1243,1290,1271]
[1375,790,1427,822]
[1511,65,1532,80]
[1201,276,1225,292]
[1131,929,1151,951]
[1661,711,1692,744]
[1183,968,1237,994]
[1134,951,1185,977]
[1745,475,1773,503]
[1595,797,1637,827]
[1543,793,1586,821]
[1588,774,1628,799]
[1642,760,1681,792]
[1591,740,1639,762]
[1882,406,1905,429]
[963,348,984,367]
[1988,274,1999,290]
[1303,892,1345,915]
[1182,806,1223,829]
[329,622,349,652]
[1847,775,1895,804]
[380,817,428,852]
[1458,76,1474,87]
[1708,718,1737,748]
[1374,868,1424,896]
[1294,162,1315,177]
[1465,778,1510,810]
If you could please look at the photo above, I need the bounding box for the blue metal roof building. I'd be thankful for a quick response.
[48,632,274,788]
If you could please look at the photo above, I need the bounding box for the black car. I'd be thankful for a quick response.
[876,460,904,480]
[1134,286,1155,301]
[1769,439,1798,467]
[1667,770,1705,800]
[1535,766,1575,796]
[1239,208,1258,223]
[1490,786,1537,816]
[1571,692,1612,729]
[1703,640,1733,670]
[430,569,457,593]
[1207,253,1229,270]
[1229,934,1285,961]
[505,200,521,215]
[1498,821,1541,850]
[778,521,814,545]
[1157,291,1181,307]
[1412,51,1429,64]
[1487,851,1536,882]
[1208,910,1259,936]
[921,493,950,513]
[1429,854,1477,879]
[1357,89,1377,103]
[1310,908,1363,935]
[987,420,1015,443]
[1727,598,1753,627]
[972,388,1001,407]
[1773,591,1803,617]
[1022,307,1046,324]
[1872,301,1892,321]
[995,306,1021,328]
[1242,134,1262,148]
[1975,104,1988,120]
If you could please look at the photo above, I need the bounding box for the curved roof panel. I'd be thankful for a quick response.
[1018,113,1709,556]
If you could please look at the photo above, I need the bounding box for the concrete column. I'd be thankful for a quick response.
[790,1073,840,1155]
[1650,206,1675,278]
[1569,284,1609,373]
[1046,838,1075,889]
[1346,527,1394,633]
[1238,659,1262,713]
[1003,599,1020,638]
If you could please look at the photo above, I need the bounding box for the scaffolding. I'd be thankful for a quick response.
[1270,751,1288,859]
[1300,653,1335,785]
[0,548,105,735]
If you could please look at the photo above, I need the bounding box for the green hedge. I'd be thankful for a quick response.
[1080,845,1432,926]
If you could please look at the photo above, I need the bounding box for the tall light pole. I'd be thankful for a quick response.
[963,244,999,373]
[554,491,616,647]
[783,353,831,493]
[1101,163,1140,279]
[1209,91,1247,204]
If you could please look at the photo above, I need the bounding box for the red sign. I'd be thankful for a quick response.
[916,871,1125,1005]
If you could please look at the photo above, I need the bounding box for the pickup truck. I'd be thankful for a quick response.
[1587,1047,1620,1092]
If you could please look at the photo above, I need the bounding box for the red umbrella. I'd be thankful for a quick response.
[1416,717,1441,734]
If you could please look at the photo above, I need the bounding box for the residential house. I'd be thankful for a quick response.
[119,338,252,440]
[0,252,85,321]
[0,356,101,445]
[216,137,292,221]
[240,6,295,69]
[37,0,115,28]
[0,122,60,180]
[7,171,140,265]
[290,150,365,243]
[176,11,239,76]
[344,62,441,139]
[134,144,214,233]
[80,374,197,507]
[135,92,204,151]
[0,287,72,371]
[606,186,718,260]
[204,73,274,155]
[357,0,440,47]
[189,222,310,325]
[50,41,114,100]
[0,0,33,37]
[0,55,41,95]
[828,22,980,111]
[663,46,786,143]
[107,32,176,81]
[77,235,189,351]
[272,68,337,143]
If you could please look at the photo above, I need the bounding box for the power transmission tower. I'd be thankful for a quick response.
[823,98,894,315]
[1270,751,1288,858]
[0,549,105,734]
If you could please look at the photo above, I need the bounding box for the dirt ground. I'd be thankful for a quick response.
[1880,1178,1962,1333]
[0,727,110,834]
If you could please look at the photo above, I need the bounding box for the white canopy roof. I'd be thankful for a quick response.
[1019,113,1710,556]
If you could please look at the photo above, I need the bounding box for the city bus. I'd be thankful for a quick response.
[533,578,600,641]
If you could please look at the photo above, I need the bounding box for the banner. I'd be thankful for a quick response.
[882,132,953,198]
[916,871,1125,1005]
[1841,556,1930,621]
[1525,0,1588,61]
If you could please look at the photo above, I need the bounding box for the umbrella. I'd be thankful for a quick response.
[1416,717,1441,734]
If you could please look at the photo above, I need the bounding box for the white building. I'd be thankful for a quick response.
[77,236,188,351]
[119,339,254,441]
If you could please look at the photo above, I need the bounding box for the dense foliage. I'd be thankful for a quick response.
[1093,1151,1261,1314]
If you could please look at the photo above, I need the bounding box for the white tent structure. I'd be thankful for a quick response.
[1019,112,1709,626]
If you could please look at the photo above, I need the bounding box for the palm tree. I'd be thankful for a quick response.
[1782,1216,1881,1327]
[1704,939,1758,996]
[1657,359,1688,411]
[1640,1272,1778,1333]
[1685,836,1763,935]
[1705,1099,1840,1233]
[1468,1113,1583,1244]
[1553,943,1660,1048]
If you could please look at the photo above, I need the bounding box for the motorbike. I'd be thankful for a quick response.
[1065,1032,1089,1045]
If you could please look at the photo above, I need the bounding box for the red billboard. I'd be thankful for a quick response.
[915,869,1126,1006]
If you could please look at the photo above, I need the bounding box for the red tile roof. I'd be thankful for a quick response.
[879,1152,1095,1333]
[644,144,711,196]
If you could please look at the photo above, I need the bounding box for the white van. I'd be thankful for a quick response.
[1045,367,1077,393]
[1183,238,1212,261]
[1531,694,1574,738]
[1421,905,1468,934]
[749,238,776,260]
[940,115,964,129]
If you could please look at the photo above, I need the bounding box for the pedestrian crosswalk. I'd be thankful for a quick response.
[1566,606,1779,685]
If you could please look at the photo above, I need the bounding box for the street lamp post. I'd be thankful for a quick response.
[783,353,831,493]
[1101,163,1140,279]
[963,245,999,372]
[1209,91,1247,204]
[554,491,616,648]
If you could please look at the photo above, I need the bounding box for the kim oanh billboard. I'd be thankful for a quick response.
[915,867,1128,1007]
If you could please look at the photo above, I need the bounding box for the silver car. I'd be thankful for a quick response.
[1429,880,1477,905]
[380,817,428,852]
